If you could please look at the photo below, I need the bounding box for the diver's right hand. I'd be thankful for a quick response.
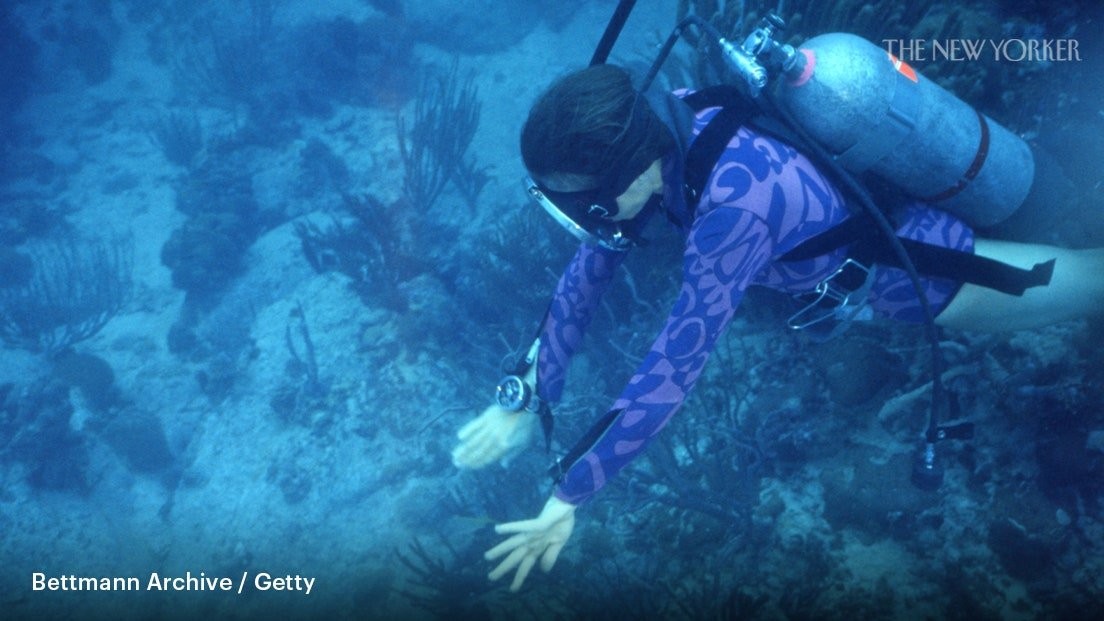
[451,404,535,469]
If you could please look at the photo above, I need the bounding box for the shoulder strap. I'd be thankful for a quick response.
[680,86,759,214]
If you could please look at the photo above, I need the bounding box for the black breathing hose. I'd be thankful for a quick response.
[640,16,700,89]
[761,91,948,451]
[590,0,638,66]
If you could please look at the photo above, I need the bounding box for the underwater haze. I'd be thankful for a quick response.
[1,0,1102,619]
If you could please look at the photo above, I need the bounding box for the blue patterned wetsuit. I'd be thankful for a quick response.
[536,101,973,506]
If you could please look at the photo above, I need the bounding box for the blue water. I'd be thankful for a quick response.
[0,1,1102,619]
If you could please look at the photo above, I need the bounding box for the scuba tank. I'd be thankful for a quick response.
[641,14,1034,228]
[777,32,1034,227]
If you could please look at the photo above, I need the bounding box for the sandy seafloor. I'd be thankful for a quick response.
[1,1,1103,620]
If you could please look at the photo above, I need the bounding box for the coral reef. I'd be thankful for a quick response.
[295,193,436,313]
[172,3,416,125]
[150,112,204,169]
[0,7,39,147]
[0,234,132,355]
[160,152,262,300]
[398,62,485,213]
[296,138,350,199]
[0,246,33,289]
[269,303,330,430]
[443,206,577,354]
[394,536,498,619]
[266,448,314,505]
[94,406,177,475]
[171,0,279,114]
[398,0,588,54]
[0,380,90,492]
[50,349,119,412]
[287,15,416,113]
[0,191,66,245]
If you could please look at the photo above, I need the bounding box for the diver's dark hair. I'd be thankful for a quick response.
[520,64,673,181]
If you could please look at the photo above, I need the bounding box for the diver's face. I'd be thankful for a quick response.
[610,159,663,221]
[535,158,664,222]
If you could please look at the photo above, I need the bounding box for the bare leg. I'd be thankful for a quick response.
[935,239,1104,332]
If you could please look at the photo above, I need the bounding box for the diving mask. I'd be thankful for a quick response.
[525,178,635,251]
[524,152,659,251]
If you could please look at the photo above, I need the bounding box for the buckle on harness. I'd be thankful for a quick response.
[787,259,876,338]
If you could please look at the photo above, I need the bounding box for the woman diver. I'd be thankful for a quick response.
[450,61,1104,592]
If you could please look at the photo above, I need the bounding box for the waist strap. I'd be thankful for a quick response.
[780,214,1054,296]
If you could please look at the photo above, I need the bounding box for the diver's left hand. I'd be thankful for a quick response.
[485,495,576,592]
[451,404,535,469]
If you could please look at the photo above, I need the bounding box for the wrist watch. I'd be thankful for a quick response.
[495,375,541,413]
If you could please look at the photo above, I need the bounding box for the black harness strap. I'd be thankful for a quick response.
[894,238,1054,295]
[681,86,759,213]
[780,213,1054,296]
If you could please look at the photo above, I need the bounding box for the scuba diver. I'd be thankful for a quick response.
[451,10,1104,593]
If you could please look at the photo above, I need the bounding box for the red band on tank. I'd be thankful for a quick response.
[887,52,919,83]
[921,110,991,203]
[788,49,816,87]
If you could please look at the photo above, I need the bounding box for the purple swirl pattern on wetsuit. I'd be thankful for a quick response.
[537,243,626,402]
[555,208,771,502]
[534,100,976,505]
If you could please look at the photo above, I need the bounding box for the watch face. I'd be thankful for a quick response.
[495,375,531,411]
